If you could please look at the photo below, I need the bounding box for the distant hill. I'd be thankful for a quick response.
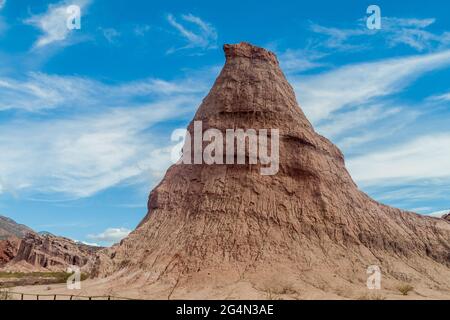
[0,215,102,271]
[38,231,55,237]
[3,232,102,272]
[0,215,35,240]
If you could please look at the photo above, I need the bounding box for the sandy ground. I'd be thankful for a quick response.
[7,275,450,300]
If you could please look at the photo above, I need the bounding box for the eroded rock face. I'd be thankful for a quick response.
[0,237,20,266]
[92,42,450,299]
[4,233,101,272]
[443,213,450,221]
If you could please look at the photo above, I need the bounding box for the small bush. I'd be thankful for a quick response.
[265,289,282,300]
[263,278,297,300]
[397,284,414,296]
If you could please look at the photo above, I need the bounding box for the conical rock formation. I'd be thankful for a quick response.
[91,43,450,299]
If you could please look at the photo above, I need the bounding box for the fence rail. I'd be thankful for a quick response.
[1,290,139,301]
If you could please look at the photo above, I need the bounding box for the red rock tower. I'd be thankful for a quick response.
[93,43,450,299]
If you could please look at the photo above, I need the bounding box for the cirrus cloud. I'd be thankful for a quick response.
[166,13,217,53]
[0,67,217,199]
[24,0,91,49]
[87,227,131,246]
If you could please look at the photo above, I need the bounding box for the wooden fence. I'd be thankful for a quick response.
[2,291,138,300]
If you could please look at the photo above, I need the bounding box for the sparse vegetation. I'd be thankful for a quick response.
[357,293,386,300]
[0,271,88,281]
[263,278,297,300]
[397,284,414,296]
[0,271,89,287]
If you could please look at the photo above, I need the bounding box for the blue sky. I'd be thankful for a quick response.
[1,0,450,246]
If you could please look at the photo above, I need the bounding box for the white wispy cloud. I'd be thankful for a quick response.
[0,73,100,111]
[292,49,450,123]
[99,27,120,43]
[133,24,151,37]
[428,92,450,102]
[24,0,90,49]
[87,227,131,246]
[352,172,450,216]
[383,17,450,51]
[166,13,217,53]
[309,23,368,51]
[337,121,410,151]
[0,71,210,112]
[77,240,99,247]
[347,133,450,184]
[427,209,450,218]
[0,68,216,199]
[316,104,402,139]
[0,0,6,35]
[279,49,327,74]
[310,17,450,52]
[0,97,198,198]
